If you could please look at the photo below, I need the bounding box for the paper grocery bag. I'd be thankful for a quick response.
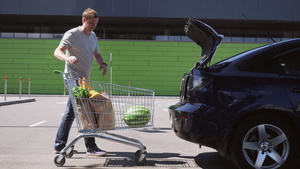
[76,98,97,130]
[89,91,115,130]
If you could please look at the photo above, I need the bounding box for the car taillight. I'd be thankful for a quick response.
[180,74,190,102]
[187,75,212,92]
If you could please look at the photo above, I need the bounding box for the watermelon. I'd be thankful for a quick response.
[124,106,151,127]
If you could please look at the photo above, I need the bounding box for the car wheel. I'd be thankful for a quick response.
[230,114,297,169]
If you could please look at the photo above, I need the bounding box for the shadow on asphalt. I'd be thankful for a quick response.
[72,151,194,159]
[136,127,172,133]
[194,152,238,169]
[67,151,238,168]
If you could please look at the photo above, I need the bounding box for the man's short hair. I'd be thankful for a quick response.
[82,8,98,19]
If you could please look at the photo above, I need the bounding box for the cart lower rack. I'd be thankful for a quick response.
[54,71,155,167]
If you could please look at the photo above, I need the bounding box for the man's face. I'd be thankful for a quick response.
[82,17,98,32]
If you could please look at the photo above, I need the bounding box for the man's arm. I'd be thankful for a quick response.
[54,45,78,64]
[94,53,107,76]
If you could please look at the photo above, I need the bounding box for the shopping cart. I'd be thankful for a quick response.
[53,70,155,167]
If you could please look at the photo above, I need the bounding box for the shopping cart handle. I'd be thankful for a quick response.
[53,70,63,75]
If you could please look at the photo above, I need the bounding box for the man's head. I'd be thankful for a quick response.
[82,8,98,20]
[81,8,98,34]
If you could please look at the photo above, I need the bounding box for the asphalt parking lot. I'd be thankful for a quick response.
[0,95,238,169]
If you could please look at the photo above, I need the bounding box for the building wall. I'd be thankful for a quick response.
[0,38,263,96]
[1,0,300,21]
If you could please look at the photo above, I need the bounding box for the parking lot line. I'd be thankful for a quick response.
[29,121,46,127]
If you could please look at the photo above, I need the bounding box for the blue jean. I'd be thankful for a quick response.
[54,95,97,151]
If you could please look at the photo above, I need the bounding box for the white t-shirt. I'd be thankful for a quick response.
[60,26,100,79]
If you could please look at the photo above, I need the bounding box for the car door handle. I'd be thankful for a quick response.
[292,87,300,93]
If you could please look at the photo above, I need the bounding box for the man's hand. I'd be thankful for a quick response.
[54,45,78,64]
[94,53,107,76]
[99,64,107,76]
[66,56,78,64]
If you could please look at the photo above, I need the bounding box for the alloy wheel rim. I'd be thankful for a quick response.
[242,124,289,169]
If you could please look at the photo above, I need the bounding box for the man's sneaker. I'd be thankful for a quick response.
[86,147,107,157]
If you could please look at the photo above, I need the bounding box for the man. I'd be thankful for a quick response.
[53,8,107,156]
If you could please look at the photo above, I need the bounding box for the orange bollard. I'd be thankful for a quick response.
[28,78,31,98]
[4,76,7,101]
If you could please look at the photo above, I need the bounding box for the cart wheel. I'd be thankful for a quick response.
[66,150,73,158]
[135,150,147,166]
[66,146,74,158]
[54,155,65,167]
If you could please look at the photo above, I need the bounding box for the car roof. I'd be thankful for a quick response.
[216,38,300,66]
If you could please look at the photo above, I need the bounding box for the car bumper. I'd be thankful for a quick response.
[168,102,227,150]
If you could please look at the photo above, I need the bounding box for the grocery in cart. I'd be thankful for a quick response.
[53,70,155,167]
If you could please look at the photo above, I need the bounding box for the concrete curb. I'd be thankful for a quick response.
[0,98,36,106]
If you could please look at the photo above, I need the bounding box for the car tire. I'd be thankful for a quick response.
[230,114,297,169]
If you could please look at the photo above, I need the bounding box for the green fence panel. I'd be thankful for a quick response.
[0,38,266,96]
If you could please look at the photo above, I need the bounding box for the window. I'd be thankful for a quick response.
[292,55,300,74]
[0,18,298,42]
[277,56,295,74]
[276,50,300,75]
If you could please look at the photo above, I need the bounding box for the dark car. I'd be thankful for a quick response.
[168,17,300,169]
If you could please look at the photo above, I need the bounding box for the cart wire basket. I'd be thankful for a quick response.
[53,70,155,167]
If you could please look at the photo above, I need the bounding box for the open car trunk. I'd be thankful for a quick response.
[184,17,223,68]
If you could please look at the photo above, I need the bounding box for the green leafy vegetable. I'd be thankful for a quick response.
[72,86,90,98]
